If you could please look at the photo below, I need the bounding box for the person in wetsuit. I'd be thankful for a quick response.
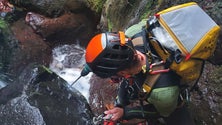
[85,31,195,125]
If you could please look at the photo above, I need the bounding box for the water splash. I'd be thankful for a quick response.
[0,80,7,89]
[49,44,92,101]
[0,73,11,89]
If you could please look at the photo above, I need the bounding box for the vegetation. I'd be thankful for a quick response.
[0,18,7,29]
[140,1,157,20]
[88,0,106,13]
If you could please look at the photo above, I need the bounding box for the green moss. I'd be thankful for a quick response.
[0,18,11,37]
[89,0,106,13]
[158,0,164,5]
[0,18,7,29]
[107,18,113,31]
[140,1,154,20]
[41,65,53,74]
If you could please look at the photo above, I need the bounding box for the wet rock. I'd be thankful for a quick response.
[88,75,118,116]
[0,65,94,125]
[8,0,86,17]
[25,12,95,47]
[0,0,14,17]
[7,0,100,48]
[190,63,222,125]
[8,0,103,18]
[0,18,51,82]
[209,36,222,65]
[0,95,46,125]
[100,0,150,31]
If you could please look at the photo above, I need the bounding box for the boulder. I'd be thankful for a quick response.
[0,18,51,82]
[0,65,94,125]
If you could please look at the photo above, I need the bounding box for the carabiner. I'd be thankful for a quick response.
[93,113,105,125]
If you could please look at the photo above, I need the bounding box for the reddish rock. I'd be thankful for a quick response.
[8,19,51,76]
[88,75,118,116]
[25,12,97,47]
[0,0,13,13]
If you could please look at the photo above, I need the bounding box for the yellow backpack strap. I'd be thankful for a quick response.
[143,64,165,93]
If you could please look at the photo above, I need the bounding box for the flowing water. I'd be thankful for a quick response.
[49,44,92,101]
[0,80,7,89]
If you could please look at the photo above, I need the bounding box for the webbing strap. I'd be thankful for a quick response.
[131,30,152,71]
[131,30,163,94]
[143,65,164,93]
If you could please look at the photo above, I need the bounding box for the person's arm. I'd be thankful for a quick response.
[104,103,159,122]
[109,86,180,121]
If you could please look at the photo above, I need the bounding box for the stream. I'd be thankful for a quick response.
[49,44,92,101]
[0,43,92,101]
[0,80,7,88]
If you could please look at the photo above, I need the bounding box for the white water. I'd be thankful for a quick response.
[49,44,92,101]
[0,80,7,89]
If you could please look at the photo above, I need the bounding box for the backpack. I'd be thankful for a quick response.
[125,2,220,85]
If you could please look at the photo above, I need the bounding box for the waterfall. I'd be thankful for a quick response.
[0,80,7,89]
[49,44,92,101]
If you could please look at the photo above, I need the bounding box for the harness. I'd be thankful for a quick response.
[131,29,170,95]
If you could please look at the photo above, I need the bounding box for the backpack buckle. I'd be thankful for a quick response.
[149,61,170,74]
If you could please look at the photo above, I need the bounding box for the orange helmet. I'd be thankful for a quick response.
[85,32,135,78]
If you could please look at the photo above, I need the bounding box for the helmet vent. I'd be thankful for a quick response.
[112,45,128,50]
[104,53,118,59]
[103,53,128,60]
